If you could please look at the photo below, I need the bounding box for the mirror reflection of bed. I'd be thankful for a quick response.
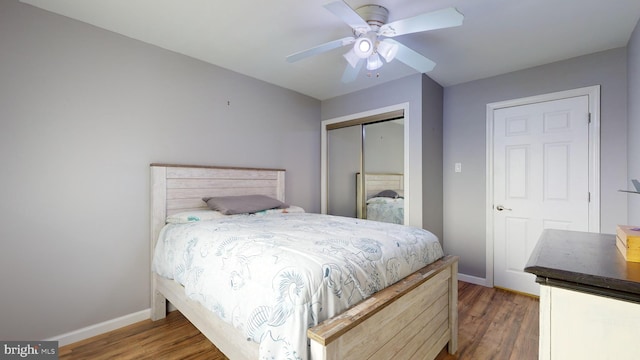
[357,173,404,224]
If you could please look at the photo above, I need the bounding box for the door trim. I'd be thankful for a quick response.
[485,86,601,288]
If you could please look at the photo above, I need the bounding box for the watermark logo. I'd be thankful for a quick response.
[1,341,58,359]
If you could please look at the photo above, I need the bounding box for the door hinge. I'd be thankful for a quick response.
[588,192,591,202]
[588,113,592,124]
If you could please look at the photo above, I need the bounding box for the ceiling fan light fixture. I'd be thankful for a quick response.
[366,53,383,71]
[353,37,374,58]
[377,39,399,63]
[358,38,371,52]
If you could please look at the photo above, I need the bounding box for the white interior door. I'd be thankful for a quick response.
[493,95,590,295]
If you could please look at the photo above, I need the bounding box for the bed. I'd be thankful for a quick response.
[150,164,458,360]
[356,173,404,224]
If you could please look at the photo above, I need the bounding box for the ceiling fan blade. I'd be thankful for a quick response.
[286,37,355,63]
[389,40,436,73]
[379,7,463,37]
[324,1,371,34]
[341,59,364,83]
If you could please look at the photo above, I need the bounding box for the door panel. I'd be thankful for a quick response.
[327,125,361,218]
[493,95,590,295]
[506,145,528,198]
[544,143,570,200]
[505,217,529,272]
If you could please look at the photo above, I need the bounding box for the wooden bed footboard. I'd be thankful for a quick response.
[307,255,458,360]
[152,256,458,360]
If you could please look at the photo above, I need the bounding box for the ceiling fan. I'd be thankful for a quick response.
[286,1,464,83]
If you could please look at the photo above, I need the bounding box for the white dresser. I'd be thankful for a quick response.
[525,229,640,360]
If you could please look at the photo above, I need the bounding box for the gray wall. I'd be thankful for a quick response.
[443,48,629,278]
[321,74,445,240]
[629,19,640,224]
[0,0,320,341]
[422,77,444,245]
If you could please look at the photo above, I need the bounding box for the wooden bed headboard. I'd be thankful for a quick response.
[356,173,404,218]
[149,163,285,263]
[357,173,404,199]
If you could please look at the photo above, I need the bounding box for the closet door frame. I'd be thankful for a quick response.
[321,102,420,227]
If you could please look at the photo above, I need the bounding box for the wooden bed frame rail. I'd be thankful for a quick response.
[149,164,458,360]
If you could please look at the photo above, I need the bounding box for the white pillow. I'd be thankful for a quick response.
[166,210,225,224]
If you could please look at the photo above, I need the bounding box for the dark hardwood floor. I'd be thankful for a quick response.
[59,281,538,360]
[434,282,539,360]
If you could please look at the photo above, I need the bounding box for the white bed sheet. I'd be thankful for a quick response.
[152,212,443,360]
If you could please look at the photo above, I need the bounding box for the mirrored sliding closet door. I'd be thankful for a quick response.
[324,109,405,224]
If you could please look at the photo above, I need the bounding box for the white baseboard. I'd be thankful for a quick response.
[458,273,492,287]
[46,309,150,347]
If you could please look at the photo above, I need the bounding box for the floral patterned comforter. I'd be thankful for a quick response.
[366,197,404,224]
[152,212,443,360]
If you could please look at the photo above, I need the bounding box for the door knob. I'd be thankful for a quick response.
[496,205,512,211]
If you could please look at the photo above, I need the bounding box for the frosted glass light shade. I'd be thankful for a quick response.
[353,37,374,58]
[377,39,399,63]
[366,53,383,70]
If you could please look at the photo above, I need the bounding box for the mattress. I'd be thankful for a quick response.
[152,212,443,360]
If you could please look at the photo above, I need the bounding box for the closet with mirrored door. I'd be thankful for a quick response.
[324,109,405,224]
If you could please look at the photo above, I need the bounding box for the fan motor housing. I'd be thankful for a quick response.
[355,5,389,31]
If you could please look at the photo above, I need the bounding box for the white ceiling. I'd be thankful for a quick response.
[20,0,640,100]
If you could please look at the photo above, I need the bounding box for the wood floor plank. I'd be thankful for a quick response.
[59,311,228,360]
[450,282,503,359]
[435,282,539,360]
[507,291,539,360]
[60,281,538,360]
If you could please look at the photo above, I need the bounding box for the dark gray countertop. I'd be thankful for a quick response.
[525,229,640,302]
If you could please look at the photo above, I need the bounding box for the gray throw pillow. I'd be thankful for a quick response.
[374,190,400,198]
[202,195,288,215]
